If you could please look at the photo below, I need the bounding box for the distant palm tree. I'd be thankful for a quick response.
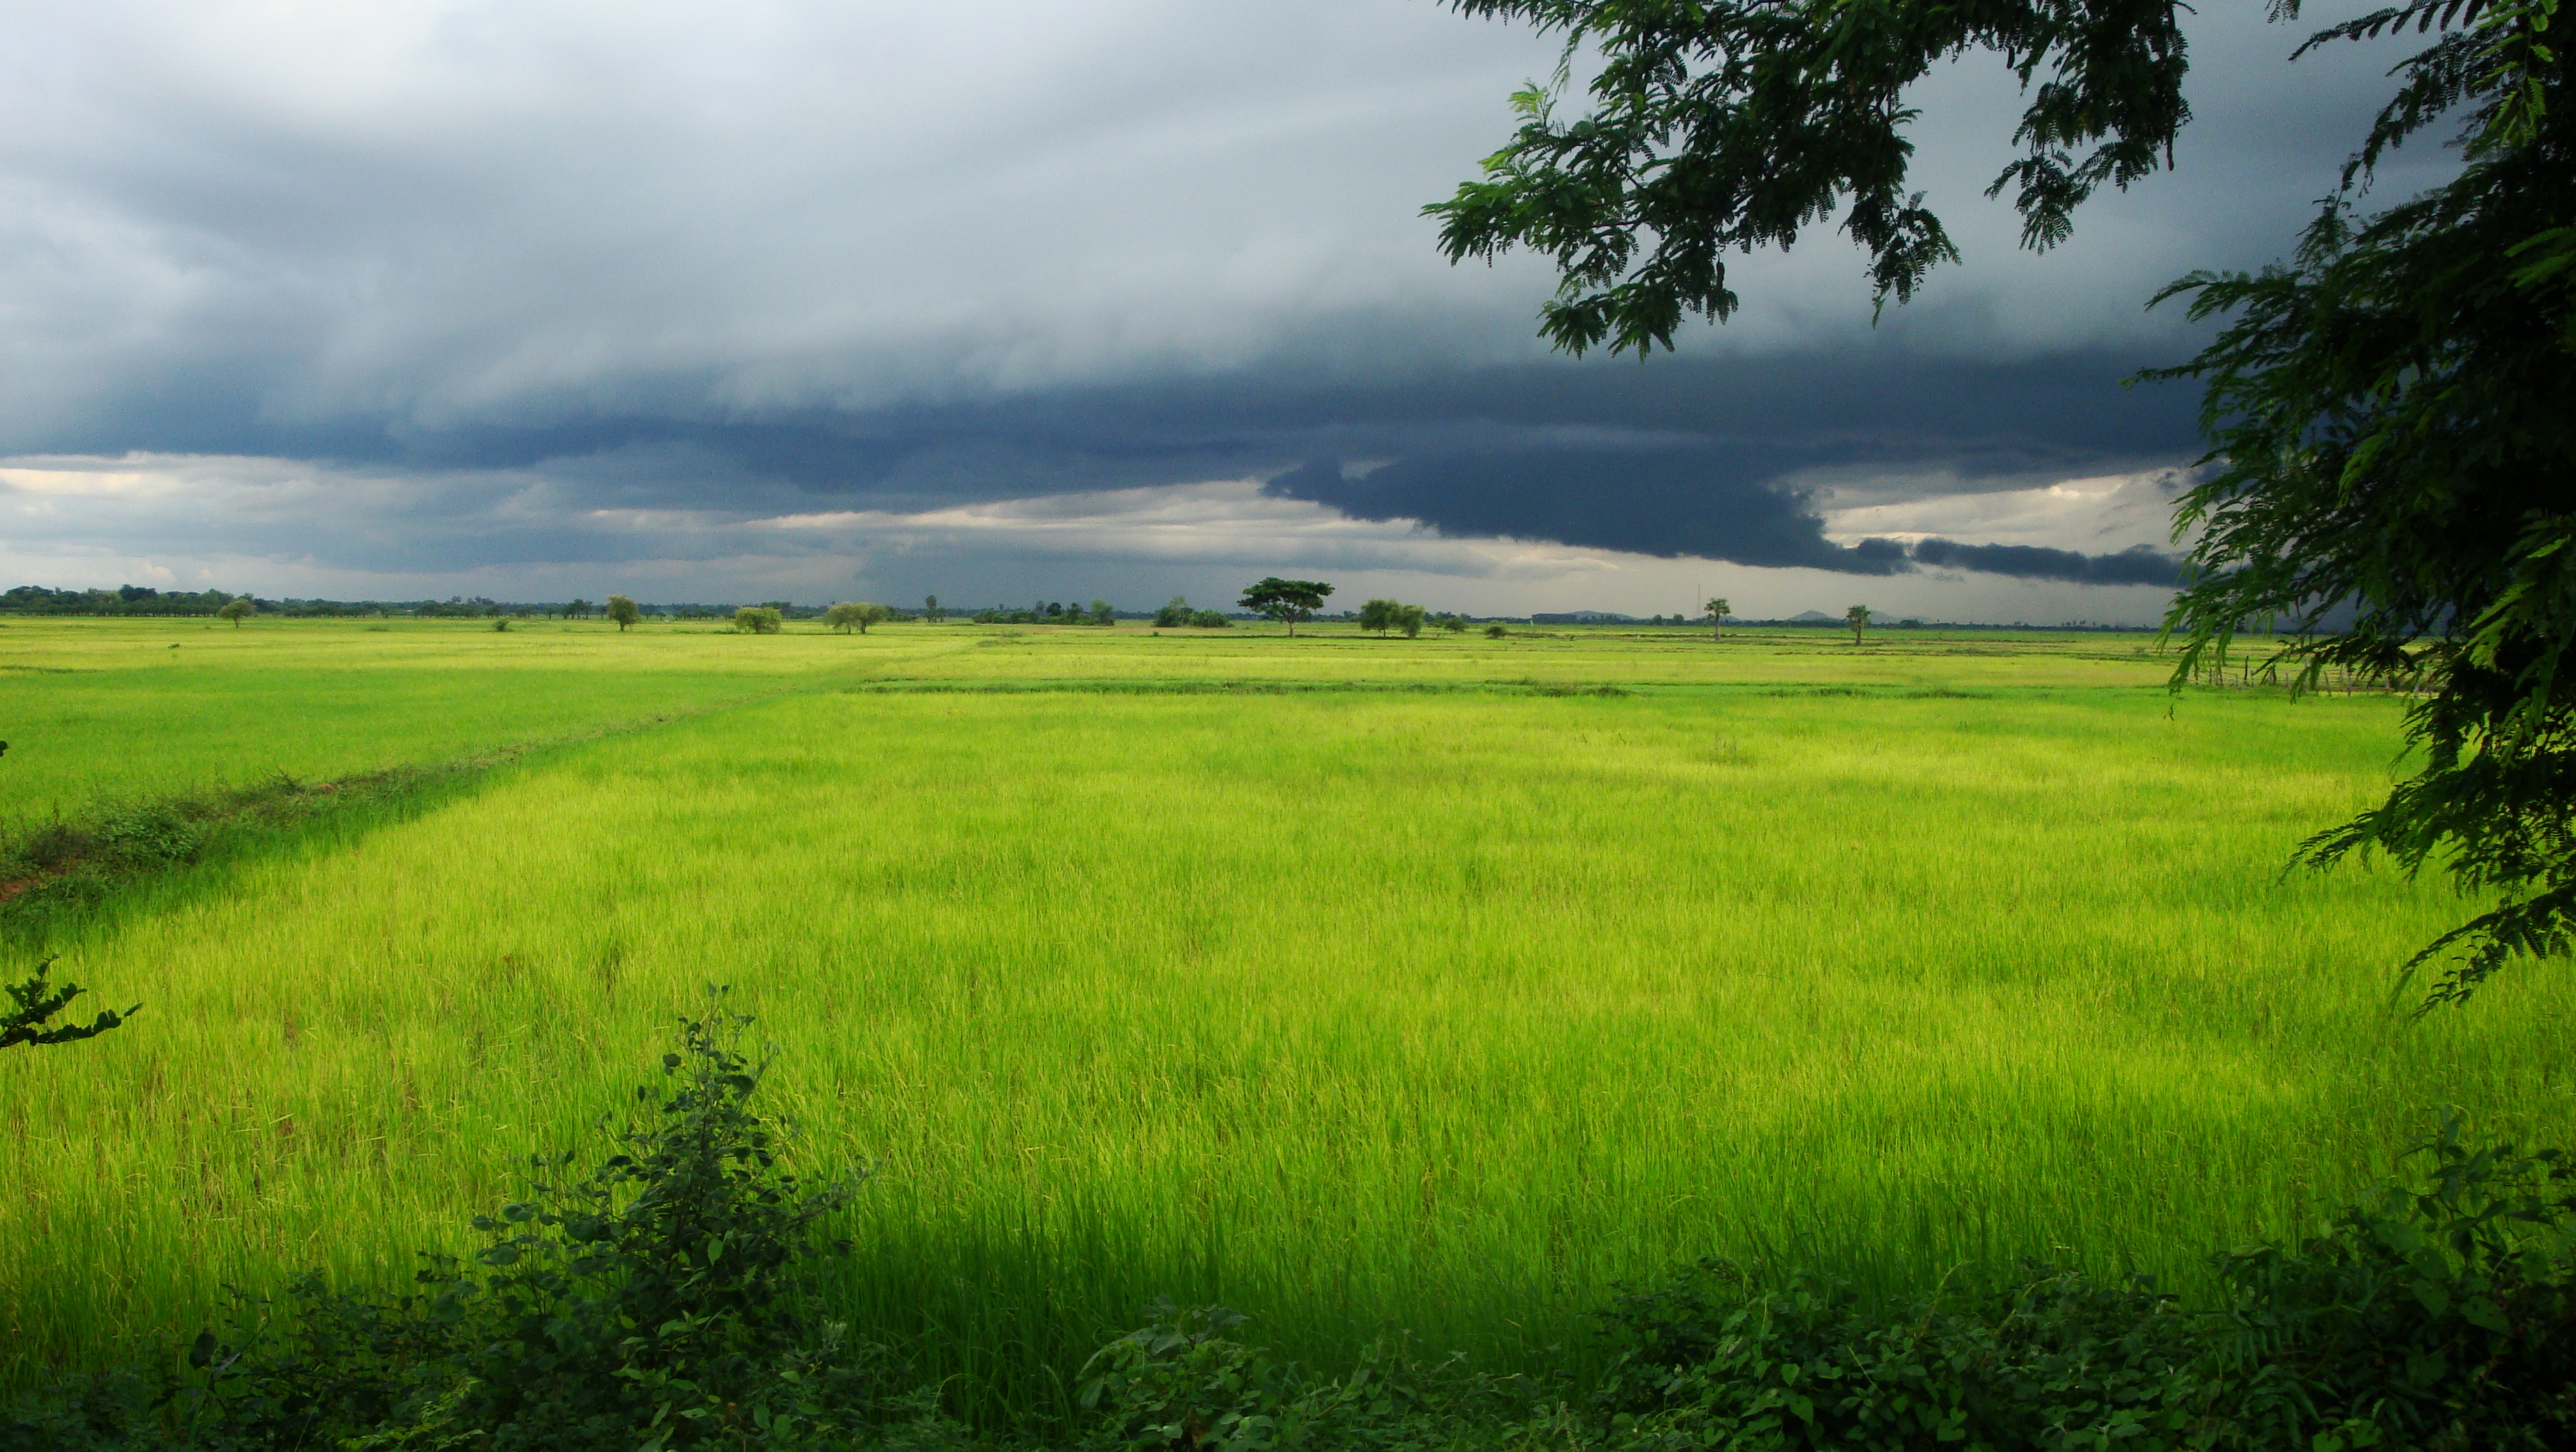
[1705,597,1729,641]
[1846,605,1872,645]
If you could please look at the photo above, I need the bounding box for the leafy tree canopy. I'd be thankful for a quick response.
[1436,0,2576,1004]
[1240,578,1334,635]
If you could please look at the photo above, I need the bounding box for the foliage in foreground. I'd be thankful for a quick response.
[9,1010,2573,1452]
[2154,0,2576,1006]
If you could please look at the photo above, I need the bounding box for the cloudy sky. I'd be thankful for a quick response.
[0,1,2455,619]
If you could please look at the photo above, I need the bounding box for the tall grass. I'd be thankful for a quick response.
[3,624,2565,1425]
[0,616,965,819]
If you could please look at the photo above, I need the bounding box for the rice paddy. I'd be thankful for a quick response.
[4,615,2570,1422]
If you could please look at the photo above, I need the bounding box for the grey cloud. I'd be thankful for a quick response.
[0,1,2452,615]
[1244,350,2197,573]
[0,1,2457,463]
[1909,537,2183,586]
[1266,453,1904,574]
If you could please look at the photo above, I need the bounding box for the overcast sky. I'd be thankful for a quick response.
[0,1,2454,619]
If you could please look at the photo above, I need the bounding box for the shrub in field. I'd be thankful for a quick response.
[1152,598,1230,629]
[607,595,642,631]
[1356,600,1428,638]
[1586,1112,2576,1451]
[1073,1304,1519,1452]
[5,999,881,1450]
[97,807,199,866]
[1484,624,1508,639]
[824,602,893,634]
[734,606,784,635]
[214,598,252,628]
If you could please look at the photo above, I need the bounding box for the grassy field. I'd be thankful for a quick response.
[4,616,2570,1422]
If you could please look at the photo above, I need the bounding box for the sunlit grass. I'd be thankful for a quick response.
[4,620,2565,1422]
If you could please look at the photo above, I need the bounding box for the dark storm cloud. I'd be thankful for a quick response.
[73,345,2190,539]
[1268,453,1899,573]
[1246,349,2195,573]
[1909,537,2183,585]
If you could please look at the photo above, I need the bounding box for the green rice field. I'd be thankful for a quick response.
[4,615,2572,1420]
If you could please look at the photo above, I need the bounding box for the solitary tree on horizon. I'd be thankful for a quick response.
[1847,605,1872,645]
[605,595,641,631]
[1240,578,1333,636]
[1706,597,1729,641]
[216,597,253,628]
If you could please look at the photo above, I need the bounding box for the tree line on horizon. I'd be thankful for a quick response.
[4,581,2139,635]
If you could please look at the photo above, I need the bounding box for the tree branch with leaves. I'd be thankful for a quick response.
[4,958,135,1052]
[1436,0,2576,1003]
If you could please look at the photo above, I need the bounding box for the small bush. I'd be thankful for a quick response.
[733,607,784,635]
[1152,599,1232,629]
[1585,1111,2576,1451]
[9,996,886,1451]
[98,807,200,866]
[1484,624,1508,639]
